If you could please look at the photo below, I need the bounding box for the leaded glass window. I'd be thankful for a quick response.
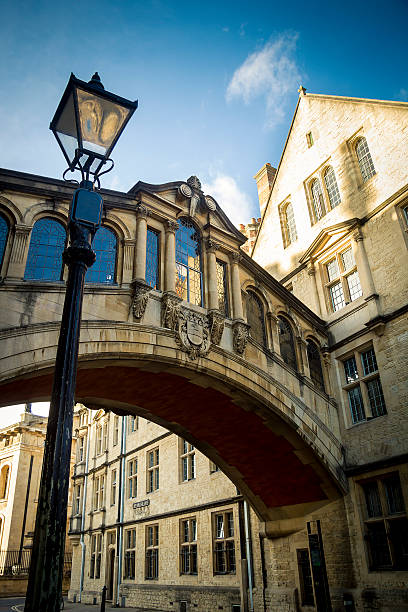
[285,202,297,245]
[356,137,376,182]
[278,316,297,371]
[306,339,325,391]
[146,228,159,289]
[86,226,117,284]
[24,218,66,281]
[216,259,229,316]
[246,291,266,346]
[0,213,9,270]
[175,219,202,305]
[325,248,362,312]
[311,179,325,221]
[324,166,341,208]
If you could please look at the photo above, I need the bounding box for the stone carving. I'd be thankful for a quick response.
[232,320,250,355]
[205,196,216,211]
[187,176,202,191]
[176,308,210,360]
[135,203,149,219]
[208,310,225,345]
[161,291,182,330]
[178,183,193,199]
[206,238,221,253]
[131,279,152,320]
[165,219,179,234]
[231,251,243,264]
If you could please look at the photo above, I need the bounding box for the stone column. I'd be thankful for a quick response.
[133,204,149,282]
[321,347,333,397]
[307,262,322,315]
[122,239,136,285]
[206,239,219,311]
[230,251,244,320]
[296,336,308,376]
[351,228,376,296]
[266,312,279,354]
[7,224,32,279]
[164,220,179,292]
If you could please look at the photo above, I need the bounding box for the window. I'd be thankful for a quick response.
[79,411,88,427]
[113,416,120,446]
[128,415,138,434]
[342,346,386,424]
[210,461,220,474]
[147,448,159,493]
[124,528,136,579]
[111,469,117,506]
[128,458,138,498]
[306,339,325,392]
[297,549,314,606]
[278,316,297,371]
[146,227,160,289]
[403,205,408,225]
[95,425,102,455]
[311,179,326,221]
[146,525,159,579]
[325,247,362,312]
[73,483,82,515]
[216,259,229,317]
[213,511,236,574]
[175,218,202,305]
[279,202,297,248]
[93,474,105,510]
[360,473,408,570]
[246,291,267,346]
[0,465,10,499]
[181,441,196,482]
[102,421,108,452]
[77,436,85,463]
[0,213,9,270]
[24,218,66,281]
[90,533,102,578]
[306,131,314,147]
[180,518,197,575]
[356,137,376,182]
[85,226,117,284]
[324,166,341,209]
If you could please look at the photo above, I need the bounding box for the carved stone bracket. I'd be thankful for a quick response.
[208,309,225,345]
[131,279,152,320]
[231,251,243,264]
[206,238,221,253]
[232,320,250,355]
[161,291,182,330]
[175,308,211,360]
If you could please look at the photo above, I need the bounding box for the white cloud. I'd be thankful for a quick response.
[202,174,255,227]
[226,33,301,128]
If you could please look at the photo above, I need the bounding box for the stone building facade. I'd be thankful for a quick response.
[252,90,408,611]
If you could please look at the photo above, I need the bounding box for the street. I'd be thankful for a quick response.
[0,599,165,612]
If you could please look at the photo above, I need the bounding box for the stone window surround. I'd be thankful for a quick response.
[347,130,377,188]
[180,439,196,483]
[304,159,341,225]
[212,509,236,575]
[179,516,198,575]
[318,242,363,315]
[278,200,298,248]
[146,447,159,494]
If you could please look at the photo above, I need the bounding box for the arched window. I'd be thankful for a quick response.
[246,291,266,346]
[307,339,325,391]
[0,213,9,270]
[356,137,376,182]
[24,218,66,281]
[324,167,341,209]
[278,316,297,371]
[175,218,202,306]
[280,202,297,248]
[311,179,325,221]
[86,226,117,284]
[0,465,10,499]
[146,227,160,289]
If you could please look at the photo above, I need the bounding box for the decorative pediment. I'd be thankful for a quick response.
[299,219,360,264]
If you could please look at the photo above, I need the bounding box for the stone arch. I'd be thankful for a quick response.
[276,312,298,372]
[0,463,11,499]
[0,195,23,224]
[23,202,69,228]
[102,212,130,242]
[243,284,268,348]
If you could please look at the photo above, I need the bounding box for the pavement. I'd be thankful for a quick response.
[0,598,166,612]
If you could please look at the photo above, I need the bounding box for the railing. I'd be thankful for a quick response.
[0,549,72,576]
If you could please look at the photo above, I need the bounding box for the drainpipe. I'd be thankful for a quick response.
[79,421,91,601]
[244,501,254,612]
[115,415,126,607]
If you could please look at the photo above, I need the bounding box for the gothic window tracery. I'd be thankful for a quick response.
[278,316,297,371]
[175,218,202,306]
[246,291,266,347]
[24,217,66,281]
[85,226,117,284]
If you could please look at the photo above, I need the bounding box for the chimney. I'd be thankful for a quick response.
[253,163,276,217]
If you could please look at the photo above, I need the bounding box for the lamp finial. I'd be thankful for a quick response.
[89,72,105,90]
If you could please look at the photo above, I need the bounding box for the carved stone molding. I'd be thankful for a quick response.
[165,219,179,234]
[10,224,32,264]
[161,291,182,330]
[208,309,225,345]
[131,279,152,320]
[307,262,316,276]
[175,308,210,360]
[205,196,216,211]
[232,320,250,355]
[178,183,193,199]
[231,251,243,264]
[206,238,221,254]
[135,203,149,219]
[352,228,364,242]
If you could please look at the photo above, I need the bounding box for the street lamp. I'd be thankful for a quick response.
[25,73,137,612]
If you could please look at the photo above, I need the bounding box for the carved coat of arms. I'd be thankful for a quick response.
[176,309,210,360]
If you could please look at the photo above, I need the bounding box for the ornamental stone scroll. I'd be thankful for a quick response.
[232,320,250,355]
[208,309,225,345]
[131,279,152,320]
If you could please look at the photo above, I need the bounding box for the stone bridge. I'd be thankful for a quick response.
[0,169,345,534]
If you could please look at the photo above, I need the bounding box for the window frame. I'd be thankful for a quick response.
[175,218,203,306]
[0,212,10,275]
[305,163,341,225]
[355,136,376,183]
[111,468,117,506]
[24,216,67,282]
[246,290,267,347]
[85,225,118,285]
[147,447,159,493]
[123,528,136,580]
[323,246,362,313]
[180,517,198,576]
[180,440,196,482]
[146,226,160,290]
[145,524,159,580]
[93,473,105,511]
[90,533,103,579]
[277,315,297,371]
[127,457,138,499]
[212,510,236,575]
[279,201,298,248]
[216,258,230,317]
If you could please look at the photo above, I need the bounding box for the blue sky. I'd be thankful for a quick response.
[0,0,407,228]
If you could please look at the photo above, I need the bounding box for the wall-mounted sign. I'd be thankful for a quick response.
[133,499,150,509]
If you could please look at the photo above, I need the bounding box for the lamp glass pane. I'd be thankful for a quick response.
[76,88,131,156]
[55,92,78,164]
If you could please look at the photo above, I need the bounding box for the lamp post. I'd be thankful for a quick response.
[24,73,137,612]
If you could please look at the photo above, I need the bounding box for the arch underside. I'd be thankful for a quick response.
[0,356,344,524]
